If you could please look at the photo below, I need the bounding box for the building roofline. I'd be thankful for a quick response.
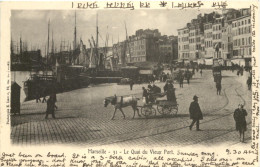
[177,27,188,31]
[229,14,251,22]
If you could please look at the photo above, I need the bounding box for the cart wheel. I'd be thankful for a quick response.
[171,106,178,115]
[157,105,172,115]
[141,106,156,117]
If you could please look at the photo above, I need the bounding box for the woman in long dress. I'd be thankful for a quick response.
[233,104,247,142]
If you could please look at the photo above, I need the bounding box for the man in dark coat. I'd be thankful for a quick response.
[216,81,222,95]
[129,80,134,90]
[45,95,56,119]
[247,76,252,90]
[234,104,247,142]
[189,95,203,131]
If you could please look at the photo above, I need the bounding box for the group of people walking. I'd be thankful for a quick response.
[177,69,192,88]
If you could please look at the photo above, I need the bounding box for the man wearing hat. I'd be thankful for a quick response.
[189,95,203,131]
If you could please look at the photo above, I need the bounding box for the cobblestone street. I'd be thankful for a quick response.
[11,70,252,147]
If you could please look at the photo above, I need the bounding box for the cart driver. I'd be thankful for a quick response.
[152,83,161,94]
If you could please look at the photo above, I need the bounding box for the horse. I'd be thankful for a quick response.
[104,95,141,120]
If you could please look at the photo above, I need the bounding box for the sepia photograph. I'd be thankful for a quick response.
[9,8,253,147]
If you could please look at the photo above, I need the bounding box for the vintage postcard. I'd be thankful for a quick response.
[0,0,259,166]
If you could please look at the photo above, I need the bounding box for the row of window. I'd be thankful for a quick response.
[213,24,222,31]
[204,24,212,30]
[178,18,251,37]
[205,40,213,48]
[179,44,189,50]
[233,47,252,56]
[233,37,252,47]
[180,48,252,60]
[178,37,189,42]
[213,33,222,40]
[189,37,201,43]
[233,26,251,36]
[232,18,251,28]
[189,30,200,37]
[180,53,189,59]
[178,30,189,35]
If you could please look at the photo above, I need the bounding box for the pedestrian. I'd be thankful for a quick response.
[216,81,222,95]
[164,80,176,103]
[237,70,240,76]
[142,87,148,104]
[233,104,247,142]
[186,72,190,85]
[179,74,184,88]
[240,67,244,76]
[45,96,56,119]
[130,79,134,90]
[200,69,202,76]
[189,95,203,131]
[247,76,252,90]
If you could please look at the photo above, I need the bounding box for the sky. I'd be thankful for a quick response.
[11,9,216,57]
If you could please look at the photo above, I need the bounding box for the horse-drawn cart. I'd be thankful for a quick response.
[140,93,178,118]
[104,92,178,120]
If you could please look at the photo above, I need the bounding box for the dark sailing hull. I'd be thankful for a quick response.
[23,74,90,101]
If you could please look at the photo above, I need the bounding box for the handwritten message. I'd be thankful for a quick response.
[250,3,259,165]
[0,148,258,167]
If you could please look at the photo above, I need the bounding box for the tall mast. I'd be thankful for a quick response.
[20,35,22,54]
[73,11,77,51]
[96,13,98,51]
[47,19,50,65]
[96,13,99,66]
[10,35,13,55]
[51,29,54,54]
[124,21,131,63]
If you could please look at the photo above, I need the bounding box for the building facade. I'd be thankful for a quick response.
[177,8,252,67]
[178,27,190,64]
[231,8,251,66]
[113,29,161,65]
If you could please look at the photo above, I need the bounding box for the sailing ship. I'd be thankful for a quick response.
[23,12,125,101]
